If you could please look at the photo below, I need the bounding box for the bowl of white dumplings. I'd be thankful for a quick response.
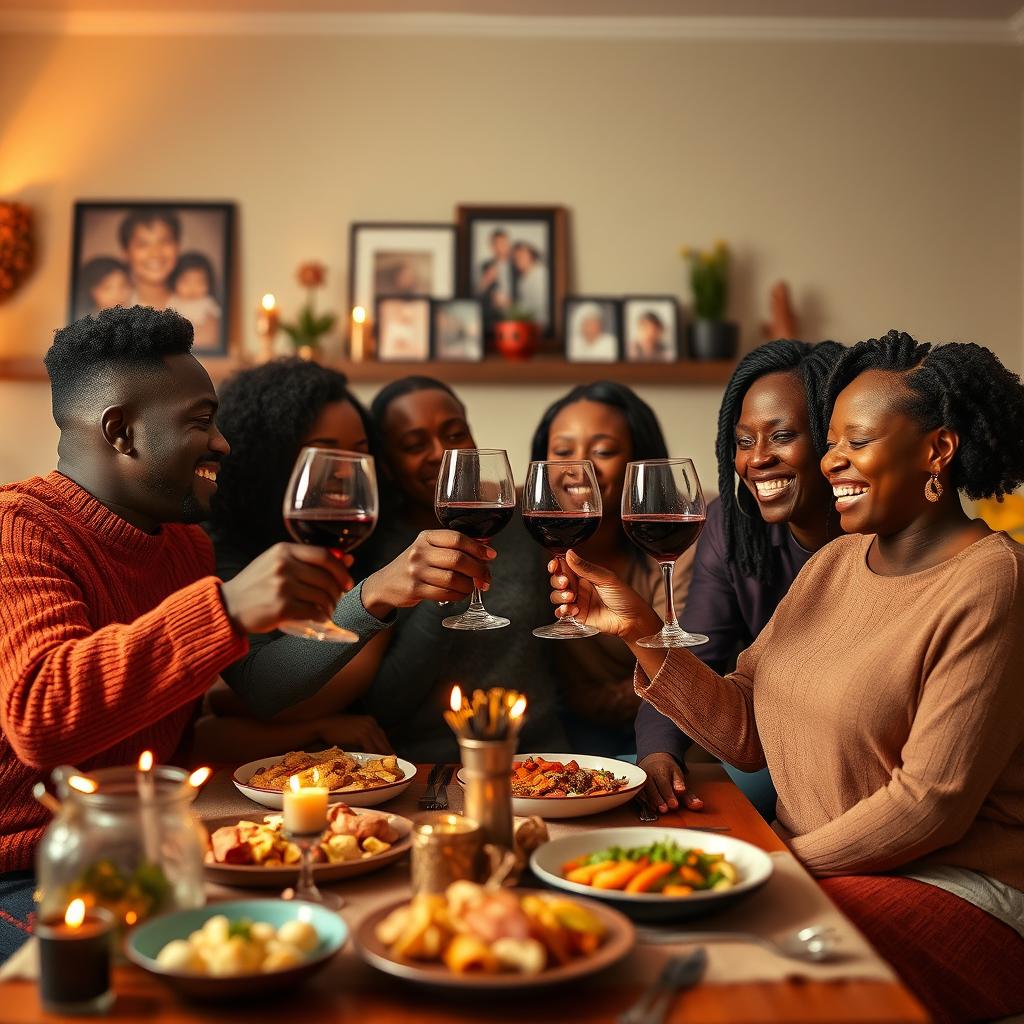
[125,899,347,999]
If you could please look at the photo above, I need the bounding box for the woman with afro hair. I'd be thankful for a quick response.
[551,330,1024,1023]
[196,359,498,761]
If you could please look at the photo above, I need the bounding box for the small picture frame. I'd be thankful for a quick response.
[432,298,484,362]
[349,222,456,316]
[69,200,235,356]
[622,296,681,363]
[375,295,432,362]
[563,297,621,363]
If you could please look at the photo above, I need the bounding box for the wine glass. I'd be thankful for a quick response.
[434,448,516,631]
[621,458,708,649]
[522,460,603,639]
[281,447,378,643]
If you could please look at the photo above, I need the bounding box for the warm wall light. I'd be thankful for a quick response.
[0,202,34,302]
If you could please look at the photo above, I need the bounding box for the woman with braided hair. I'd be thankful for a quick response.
[633,339,844,817]
[553,329,1024,1022]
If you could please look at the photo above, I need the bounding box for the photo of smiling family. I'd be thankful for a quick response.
[70,202,234,355]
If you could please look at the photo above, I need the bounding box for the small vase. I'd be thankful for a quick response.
[494,321,539,361]
[689,319,738,361]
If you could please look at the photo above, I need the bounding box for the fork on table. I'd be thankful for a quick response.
[417,764,454,812]
[618,948,708,1024]
[632,795,732,831]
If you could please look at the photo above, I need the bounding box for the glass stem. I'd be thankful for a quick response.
[296,838,319,899]
[467,584,487,615]
[660,561,678,630]
[557,555,581,627]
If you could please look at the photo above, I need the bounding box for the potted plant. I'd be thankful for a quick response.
[680,241,739,361]
[493,304,539,361]
[280,261,337,359]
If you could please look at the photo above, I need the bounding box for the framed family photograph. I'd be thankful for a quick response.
[69,201,234,356]
[375,295,432,362]
[564,297,621,363]
[456,204,568,341]
[349,222,456,316]
[432,298,484,362]
[623,296,680,363]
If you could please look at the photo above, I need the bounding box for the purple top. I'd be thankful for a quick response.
[634,496,814,763]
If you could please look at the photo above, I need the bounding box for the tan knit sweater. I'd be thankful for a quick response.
[636,531,1024,888]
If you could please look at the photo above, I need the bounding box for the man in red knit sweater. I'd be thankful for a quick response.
[0,307,353,956]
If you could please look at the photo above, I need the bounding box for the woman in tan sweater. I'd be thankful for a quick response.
[550,331,1024,1023]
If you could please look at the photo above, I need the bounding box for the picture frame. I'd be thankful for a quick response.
[349,222,456,318]
[563,297,622,363]
[431,298,484,362]
[374,295,432,362]
[69,200,234,356]
[456,204,568,343]
[622,296,681,363]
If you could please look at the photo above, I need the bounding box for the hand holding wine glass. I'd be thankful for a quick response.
[281,447,378,643]
[434,448,515,631]
[621,458,708,649]
[522,460,602,639]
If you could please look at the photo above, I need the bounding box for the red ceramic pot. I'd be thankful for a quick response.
[493,320,539,361]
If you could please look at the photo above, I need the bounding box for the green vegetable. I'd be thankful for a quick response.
[228,918,253,941]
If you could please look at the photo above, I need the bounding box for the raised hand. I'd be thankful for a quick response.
[548,549,662,641]
[639,753,704,814]
[360,530,497,619]
[220,542,354,634]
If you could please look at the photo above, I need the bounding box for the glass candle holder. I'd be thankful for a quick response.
[36,906,115,1015]
[458,737,515,850]
[411,813,483,895]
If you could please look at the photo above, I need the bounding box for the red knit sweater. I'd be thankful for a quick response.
[0,472,249,872]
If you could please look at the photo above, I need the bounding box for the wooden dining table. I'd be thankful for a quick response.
[3,763,928,1023]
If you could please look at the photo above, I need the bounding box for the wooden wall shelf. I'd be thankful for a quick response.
[0,355,736,387]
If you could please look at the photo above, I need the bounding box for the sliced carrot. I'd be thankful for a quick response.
[592,861,646,890]
[625,862,674,894]
[561,855,588,874]
[566,860,616,885]
[662,884,694,897]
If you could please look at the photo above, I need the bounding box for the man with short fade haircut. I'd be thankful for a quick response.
[0,307,353,948]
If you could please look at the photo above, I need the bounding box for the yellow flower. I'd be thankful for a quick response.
[678,245,693,260]
[714,239,729,256]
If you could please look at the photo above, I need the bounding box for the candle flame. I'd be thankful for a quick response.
[261,293,276,311]
[353,305,367,324]
[124,910,138,926]
[138,750,154,772]
[188,767,211,788]
[450,685,462,712]
[68,775,97,794]
[289,774,301,793]
[510,696,527,719]
[64,898,86,929]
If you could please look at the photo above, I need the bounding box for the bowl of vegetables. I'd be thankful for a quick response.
[530,828,773,921]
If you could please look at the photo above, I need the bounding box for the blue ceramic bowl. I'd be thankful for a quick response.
[125,899,346,1000]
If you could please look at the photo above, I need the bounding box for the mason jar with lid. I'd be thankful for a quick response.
[35,764,206,931]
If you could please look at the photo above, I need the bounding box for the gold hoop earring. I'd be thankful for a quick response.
[925,472,943,502]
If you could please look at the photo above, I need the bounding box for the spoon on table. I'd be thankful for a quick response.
[635,924,840,963]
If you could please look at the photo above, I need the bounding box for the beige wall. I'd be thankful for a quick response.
[1,30,1021,486]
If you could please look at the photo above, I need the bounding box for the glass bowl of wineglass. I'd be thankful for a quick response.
[434,448,516,631]
[621,458,708,649]
[282,447,378,643]
[522,460,603,639]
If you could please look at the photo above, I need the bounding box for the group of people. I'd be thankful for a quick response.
[1,304,1023,1022]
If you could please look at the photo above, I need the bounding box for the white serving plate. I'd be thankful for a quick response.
[232,752,417,810]
[530,827,774,921]
[457,752,646,820]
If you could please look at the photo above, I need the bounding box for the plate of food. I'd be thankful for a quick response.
[202,803,412,888]
[530,827,774,921]
[354,881,634,990]
[233,748,416,810]
[456,753,646,819]
[125,899,347,999]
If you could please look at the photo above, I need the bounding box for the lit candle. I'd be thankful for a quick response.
[257,293,279,361]
[350,305,367,361]
[137,750,160,863]
[67,775,97,795]
[283,770,328,835]
[36,899,115,1014]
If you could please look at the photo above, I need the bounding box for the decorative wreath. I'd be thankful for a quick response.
[0,202,34,302]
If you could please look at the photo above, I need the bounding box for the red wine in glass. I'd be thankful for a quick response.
[284,510,377,552]
[522,460,603,639]
[435,502,515,541]
[620,514,705,564]
[522,510,602,555]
